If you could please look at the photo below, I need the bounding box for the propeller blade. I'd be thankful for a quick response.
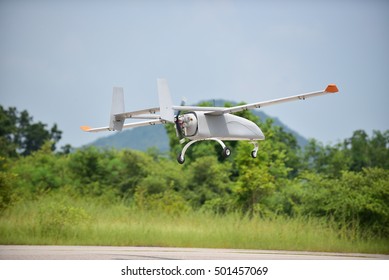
[174,98,187,140]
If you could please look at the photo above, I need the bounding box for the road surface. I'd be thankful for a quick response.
[1,245,387,260]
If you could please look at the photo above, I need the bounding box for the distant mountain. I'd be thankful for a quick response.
[89,124,170,152]
[87,100,308,152]
[254,111,308,148]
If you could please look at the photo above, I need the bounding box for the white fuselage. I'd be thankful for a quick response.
[177,111,265,141]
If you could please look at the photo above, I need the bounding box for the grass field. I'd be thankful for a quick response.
[0,193,388,254]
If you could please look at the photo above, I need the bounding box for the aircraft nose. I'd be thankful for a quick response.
[246,121,265,140]
[256,127,265,140]
[238,118,265,140]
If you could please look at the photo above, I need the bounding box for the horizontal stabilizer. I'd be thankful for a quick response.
[114,107,161,120]
[80,126,92,132]
[80,119,166,133]
[80,125,110,132]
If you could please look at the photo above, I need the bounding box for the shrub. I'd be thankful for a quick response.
[38,200,91,238]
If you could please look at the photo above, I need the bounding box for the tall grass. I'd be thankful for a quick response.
[0,193,388,254]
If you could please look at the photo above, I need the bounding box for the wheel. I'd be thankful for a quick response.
[222,147,231,158]
[251,150,257,158]
[177,153,185,164]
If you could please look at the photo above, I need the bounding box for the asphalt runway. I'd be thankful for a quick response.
[1,245,388,260]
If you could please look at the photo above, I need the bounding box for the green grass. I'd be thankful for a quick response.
[0,194,388,254]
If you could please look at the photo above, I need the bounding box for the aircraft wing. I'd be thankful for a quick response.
[205,84,339,116]
[172,105,226,112]
[80,119,166,133]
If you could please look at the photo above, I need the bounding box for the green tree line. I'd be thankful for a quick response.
[0,105,62,157]
[0,105,388,238]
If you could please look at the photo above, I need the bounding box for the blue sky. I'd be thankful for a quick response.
[1,0,388,148]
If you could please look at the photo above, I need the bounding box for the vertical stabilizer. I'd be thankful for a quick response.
[157,78,174,122]
[109,87,125,131]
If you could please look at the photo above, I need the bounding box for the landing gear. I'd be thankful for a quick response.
[176,138,231,164]
[251,141,259,158]
[177,153,185,164]
[176,139,259,164]
[222,147,231,158]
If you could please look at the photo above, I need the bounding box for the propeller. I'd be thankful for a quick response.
[174,98,186,143]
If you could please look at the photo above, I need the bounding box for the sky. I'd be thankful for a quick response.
[1,0,388,149]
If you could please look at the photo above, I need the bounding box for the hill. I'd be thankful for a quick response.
[87,100,308,152]
[89,124,170,152]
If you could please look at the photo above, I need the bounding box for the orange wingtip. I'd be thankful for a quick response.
[80,126,92,131]
[325,84,339,93]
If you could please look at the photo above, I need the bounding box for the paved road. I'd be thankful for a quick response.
[1,245,388,260]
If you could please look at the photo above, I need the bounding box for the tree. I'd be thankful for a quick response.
[0,106,18,157]
[0,156,17,211]
[186,155,232,208]
[346,130,371,171]
[298,168,389,237]
[302,129,389,177]
[233,123,291,216]
[9,141,69,196]
[366,130,389,170]
[0,106,62,157]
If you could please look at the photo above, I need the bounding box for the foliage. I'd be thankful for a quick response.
[38,197,91,238]
[186,155,232,208]
[10,141,68,198]
[1,193,387,253]
[0,157,17,212]
[0,105,62,157]
[302,130,389,176]
[298,168,389,237]
[1,106,388,249]
[135,188,190,216]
